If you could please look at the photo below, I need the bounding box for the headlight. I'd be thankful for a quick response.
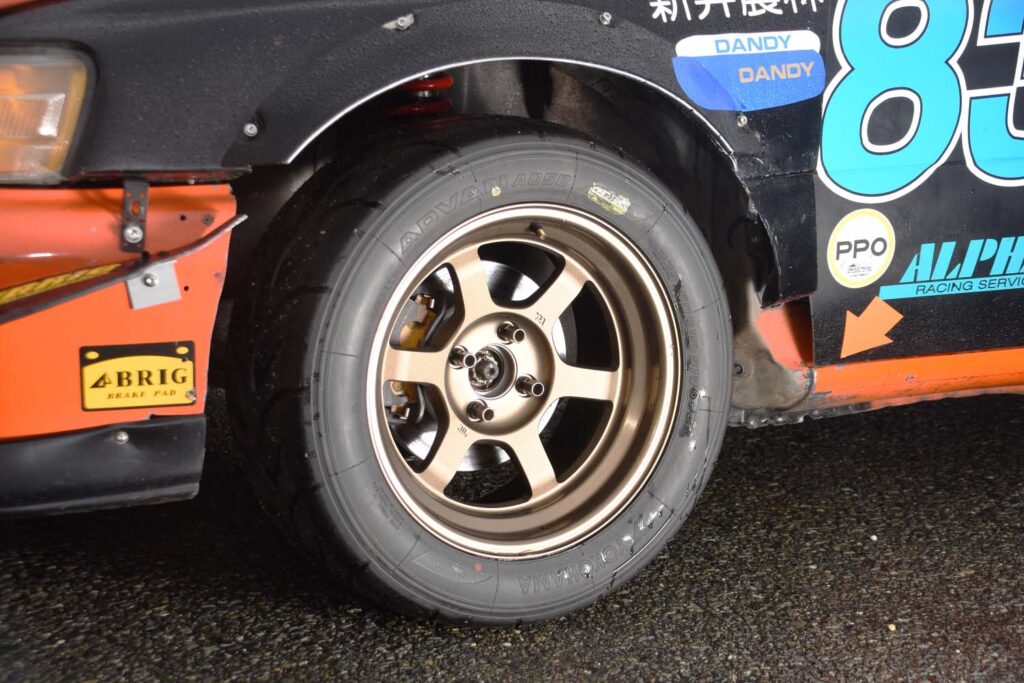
[0,51,88,183]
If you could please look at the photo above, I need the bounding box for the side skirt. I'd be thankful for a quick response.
[0,416,205,517]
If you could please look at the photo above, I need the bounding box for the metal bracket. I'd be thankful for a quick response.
[125,261,181,310]
[120,179,150,253]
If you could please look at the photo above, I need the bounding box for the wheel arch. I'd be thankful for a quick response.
[229,53,778,326]
[227,46,811,412]
[277,56,736,169]
[218,3,733,169]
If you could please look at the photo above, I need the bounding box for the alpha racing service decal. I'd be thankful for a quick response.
[673,30,825,111]
[880,234,1024,301]
[80,342,196,411]
[827,209,896,288]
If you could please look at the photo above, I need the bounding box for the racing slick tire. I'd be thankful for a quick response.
[229,117,732,624]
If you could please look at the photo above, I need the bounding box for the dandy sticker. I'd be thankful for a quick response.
[673,30,825,111]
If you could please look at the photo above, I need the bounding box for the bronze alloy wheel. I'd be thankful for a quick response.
[368,204,680,558]
[232,117,733,622]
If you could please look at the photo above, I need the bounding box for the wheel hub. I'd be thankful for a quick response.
[446,317,551,431]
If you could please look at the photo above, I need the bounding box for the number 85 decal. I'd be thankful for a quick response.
[819,0,1024,203]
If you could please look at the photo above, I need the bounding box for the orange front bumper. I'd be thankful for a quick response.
[0,184,237,440]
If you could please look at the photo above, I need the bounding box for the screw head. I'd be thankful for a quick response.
[736,113,749,128]
[142,273,159,287]
[243,122,259,138]
[122,224,144,244]
[114,430,129,445]
[475,359,500,382]
[395,14,413,29]
[599,11,612,25]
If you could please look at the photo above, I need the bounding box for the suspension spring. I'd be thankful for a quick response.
[387,73,454,117]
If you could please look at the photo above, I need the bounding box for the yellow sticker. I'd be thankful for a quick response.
[80,342,196,411]
[586,183,632,216]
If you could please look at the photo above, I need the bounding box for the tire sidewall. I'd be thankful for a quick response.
[308,129,731,623]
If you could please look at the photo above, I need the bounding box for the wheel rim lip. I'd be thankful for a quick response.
[365,203,681,559]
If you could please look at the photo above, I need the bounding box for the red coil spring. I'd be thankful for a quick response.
[387,73,454,117]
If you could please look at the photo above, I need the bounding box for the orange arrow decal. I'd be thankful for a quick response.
[840,297,904,359]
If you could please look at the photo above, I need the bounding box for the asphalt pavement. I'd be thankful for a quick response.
[2,391,1023,681]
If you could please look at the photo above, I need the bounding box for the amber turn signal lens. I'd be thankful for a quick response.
[0,52,88,183]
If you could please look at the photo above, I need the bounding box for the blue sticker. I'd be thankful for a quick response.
[673,31,826,112]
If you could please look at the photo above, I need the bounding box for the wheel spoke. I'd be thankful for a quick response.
[448,248,496,321]
[381,346,447,387]
[503,425,558,497]
[420,425,473,492]
[553,359,620,402]
[531,259,588,329]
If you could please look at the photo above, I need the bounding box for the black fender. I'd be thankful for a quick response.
[0,0,823,298]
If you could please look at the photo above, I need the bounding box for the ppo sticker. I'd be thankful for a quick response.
[827,209,896,288]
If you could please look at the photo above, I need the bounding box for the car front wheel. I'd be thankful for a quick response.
[230,117,732,624]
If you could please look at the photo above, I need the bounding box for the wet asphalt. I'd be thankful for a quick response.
[2,391,1023,682]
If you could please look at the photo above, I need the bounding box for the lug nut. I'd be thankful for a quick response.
[498,322,526,344]
[466,401,495,423]
[516,375,546,398]
[449,346,477,369]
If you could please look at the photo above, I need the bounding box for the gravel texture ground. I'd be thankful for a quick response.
[2,391,1023,681]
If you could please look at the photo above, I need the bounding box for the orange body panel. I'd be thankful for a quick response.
[754,303,813,371]
[810,349,1024,408]
[0,187,233,440]
[757,302,1024,414]
[0,185,234,289]
[0,0,35,10]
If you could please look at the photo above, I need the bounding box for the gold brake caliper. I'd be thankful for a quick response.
[389,294,437,418]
